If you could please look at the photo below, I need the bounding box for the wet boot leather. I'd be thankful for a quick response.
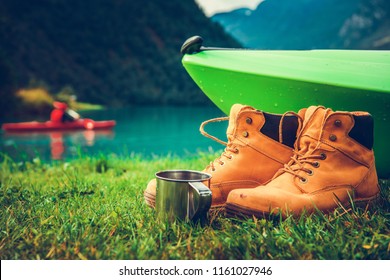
[144,104,303,209]
[225,106,380,218]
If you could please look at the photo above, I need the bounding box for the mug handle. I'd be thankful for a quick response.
[188,182,212,221]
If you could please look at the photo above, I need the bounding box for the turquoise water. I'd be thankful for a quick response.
[0,106,228,161]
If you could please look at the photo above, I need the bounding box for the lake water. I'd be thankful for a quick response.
[0,106,228,162]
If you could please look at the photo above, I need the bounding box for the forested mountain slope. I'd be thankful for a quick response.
[0,0,240,115]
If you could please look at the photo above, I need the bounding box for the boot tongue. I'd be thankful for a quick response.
[226,104,255,136]
[298,106,334,151]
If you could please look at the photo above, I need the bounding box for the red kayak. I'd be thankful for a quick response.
[2,118,116,132]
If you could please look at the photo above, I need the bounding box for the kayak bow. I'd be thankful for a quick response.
[181,36,390,178]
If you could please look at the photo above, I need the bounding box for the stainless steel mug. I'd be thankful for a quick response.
[155,170,212,222]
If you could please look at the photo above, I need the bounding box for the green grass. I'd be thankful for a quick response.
[0,153,389,260]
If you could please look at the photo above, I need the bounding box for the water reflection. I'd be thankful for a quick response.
[49,132,64,160]
[2,129,114,160]
[0,106,227,162]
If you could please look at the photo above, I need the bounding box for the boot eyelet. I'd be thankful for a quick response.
[300,177,308,184]
[307,169,314,176]
[329,134,337,141]
[334,120,342,127]
[312,161,320,168]
[227,155,233,160]
[220,161,225,166]
[246,117,253,124]
[234,148,239,153]
[242,131,249,137]
[320,153,327,160]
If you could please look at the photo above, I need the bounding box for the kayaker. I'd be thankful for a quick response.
[50,101,80,123]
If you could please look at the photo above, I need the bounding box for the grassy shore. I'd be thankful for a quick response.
[0,153,389,260]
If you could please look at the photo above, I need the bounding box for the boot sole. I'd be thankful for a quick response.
[225,203,273,219]
[225,193,382,219]
[144,191,156,208]
[340,193,382,212]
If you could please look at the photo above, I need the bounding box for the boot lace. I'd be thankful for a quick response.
[282,107,331,190]
[199,117,240,171]
[199,111,304,172]
[282,150,327,186]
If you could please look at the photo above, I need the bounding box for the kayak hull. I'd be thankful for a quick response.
[182,49,390,178]
[2,119,116,132]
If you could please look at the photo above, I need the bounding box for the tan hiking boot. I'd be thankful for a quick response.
[225,106,381,218]
[144,104,303,209]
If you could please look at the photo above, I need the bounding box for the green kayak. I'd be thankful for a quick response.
[181,36,390,178]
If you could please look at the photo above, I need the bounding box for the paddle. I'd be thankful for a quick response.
[65,108,81,120]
